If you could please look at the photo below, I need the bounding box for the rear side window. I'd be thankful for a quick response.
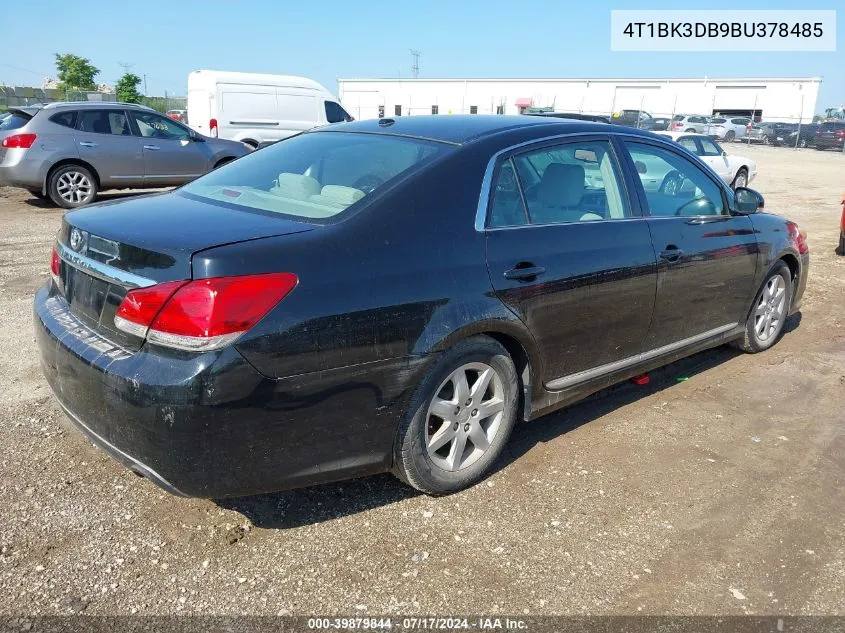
[711,118,727,124]
[0,112,31,131]
[181,132,450,222]
[325,101,350,124]
[49,111,77,128]
[489,139,631,227]
[78,109,132,135]
[731,118,749,125]
[678,137,698,153]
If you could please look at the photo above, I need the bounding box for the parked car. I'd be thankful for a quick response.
[166,109,187,123]
[785,124,820,148]
[814,121,845,150]
[611,109,652,127]
[744,122,797,146]
[706,116,751,141]
[640,117,672,131]
[655,132,757,189]
[0,102,249,208]
[838,193,845,256]
[525,112,612,123]
[35,115,809,498]
[670,115,710,133]
[187,70,353,149]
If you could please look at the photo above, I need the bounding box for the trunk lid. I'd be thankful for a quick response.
[55,190,315,350]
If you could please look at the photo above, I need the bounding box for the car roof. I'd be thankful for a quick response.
[316,115,642,145]
[41,101,156,112]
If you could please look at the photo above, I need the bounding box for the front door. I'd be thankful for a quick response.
[74,108,144,187]
[130,110,211,186]
[483,137,657,387]
[620,139,759,350]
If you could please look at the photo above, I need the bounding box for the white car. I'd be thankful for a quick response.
[706,116,752,141]
[669,114,710,133]
[655,132,757,189]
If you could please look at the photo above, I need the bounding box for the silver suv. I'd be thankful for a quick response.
[0,102,249,208]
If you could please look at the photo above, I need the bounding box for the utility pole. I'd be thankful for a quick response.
[143,74,148,96]
[410,50,421,79]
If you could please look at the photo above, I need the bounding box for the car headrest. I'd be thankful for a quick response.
[537,163,585,208]
[271,173,321,200]
[312,185,365,207]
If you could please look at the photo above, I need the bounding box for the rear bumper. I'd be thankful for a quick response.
[791,252,810,314]
[0,151,44,189]
[35,283,418,498]
[814,138,844,150]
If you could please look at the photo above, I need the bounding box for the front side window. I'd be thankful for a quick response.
[488,139,630,227]
[78,109,131,135]
[624,141,725,218]
[698,138,723,157]
[325,101,350,124]
[133,111,191,140]
[182,132,450,222]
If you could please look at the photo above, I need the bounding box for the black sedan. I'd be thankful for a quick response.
[35,116,809,498]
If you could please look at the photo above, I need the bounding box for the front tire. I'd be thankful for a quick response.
[48,165,97,209]
[735,263,792,353]
[732,167,748,190]
[725,130,736,142]
[392,336,519,495]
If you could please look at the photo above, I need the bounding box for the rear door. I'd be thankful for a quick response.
[484,136,657,387]
[130,110,211,185]
[74,108,144,187]
[619,138,758,350]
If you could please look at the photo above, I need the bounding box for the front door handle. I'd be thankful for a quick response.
[143,145,161,150]
[659,246,684,262]
[78,141,97,148]
[504,265,546,281]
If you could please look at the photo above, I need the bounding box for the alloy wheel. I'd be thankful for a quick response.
[425,362,505,472]
[56,171,93,205]
[734,172,747,188]
[754,275,786,342]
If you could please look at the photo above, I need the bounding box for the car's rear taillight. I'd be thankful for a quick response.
[1,133,37,149]
[786,221,809,255]
[114,273,298,351]
[50,246,60,281]
[209,118,218,138]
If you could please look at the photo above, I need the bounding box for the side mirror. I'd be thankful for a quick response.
[192,134,205,143]
[734,187,764,213]
[722,150,728,157]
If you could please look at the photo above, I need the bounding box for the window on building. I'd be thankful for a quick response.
[469,106,478,114]
[378,105,385,118]
[394,105,402,117]
[496,105,505,115]
[431,105,439,115]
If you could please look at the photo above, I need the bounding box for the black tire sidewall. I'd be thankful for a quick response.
[49,165,97,209]
[745,264,792,352]
[733,168,748,189]
[394,337,519,495]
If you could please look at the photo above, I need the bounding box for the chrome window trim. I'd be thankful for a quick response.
[56,241,157,289]
[545,323,739,391]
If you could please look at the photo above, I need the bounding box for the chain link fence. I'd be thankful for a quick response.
[0,85,185,115]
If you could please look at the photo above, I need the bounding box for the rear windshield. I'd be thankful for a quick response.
[0,112,32,131]
[182,131,451,221]
[820,122,845,131]
[672,115,685,121]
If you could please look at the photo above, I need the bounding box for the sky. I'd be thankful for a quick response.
[2,0,841,112]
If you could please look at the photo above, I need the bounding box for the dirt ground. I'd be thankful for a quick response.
[0,144,844,617]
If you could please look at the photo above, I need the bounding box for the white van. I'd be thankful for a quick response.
[187,70,352,148]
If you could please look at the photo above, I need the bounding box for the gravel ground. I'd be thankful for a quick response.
[0,145,844,616]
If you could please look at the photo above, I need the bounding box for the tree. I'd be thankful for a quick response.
[54,53,99,93]
[116,73,143,104]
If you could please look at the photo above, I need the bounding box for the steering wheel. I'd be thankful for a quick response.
[353,174,385,194]
[659,170,684,196]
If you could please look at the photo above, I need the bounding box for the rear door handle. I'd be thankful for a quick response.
[504,266,545,281]
[659,246,684,262]
[143,145,161,150]
[78,141,97,148]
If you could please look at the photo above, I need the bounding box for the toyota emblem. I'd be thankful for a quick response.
[69,228,84,252]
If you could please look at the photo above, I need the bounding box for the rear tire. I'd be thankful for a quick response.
[392,336,519,495]
[734,263,792,353]
[48,164,98,209]
[241,140,257,150]
[731,167,748,190]
[725,130,736,141]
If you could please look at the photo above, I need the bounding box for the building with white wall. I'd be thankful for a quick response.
[338,77,821,123]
